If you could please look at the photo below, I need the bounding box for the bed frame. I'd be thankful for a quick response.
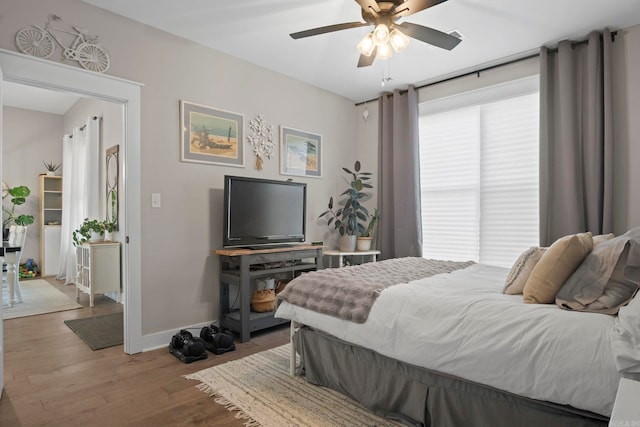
[289,322,608,427]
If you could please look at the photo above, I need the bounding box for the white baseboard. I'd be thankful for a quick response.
[139,319,220,352]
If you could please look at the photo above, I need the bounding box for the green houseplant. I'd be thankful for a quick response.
[103,219,116,241]
[356,208,380,251]
[319,161,374,251]
[2,185,35,234]
[73,218,108,246]
[43,160,61,175]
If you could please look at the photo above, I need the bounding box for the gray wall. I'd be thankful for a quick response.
[2,106,63,263]
[0,0,360,336]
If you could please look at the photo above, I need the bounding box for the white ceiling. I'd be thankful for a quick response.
[3,1,639,107]
[3,81,80,114]
[80,0,640,102]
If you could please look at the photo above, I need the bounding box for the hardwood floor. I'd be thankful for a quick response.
[1,277,290,426]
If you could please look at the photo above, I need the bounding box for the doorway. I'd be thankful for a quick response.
[0,49,143,357]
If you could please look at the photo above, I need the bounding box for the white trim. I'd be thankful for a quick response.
[140,320,220,352]
[0,48,144,354]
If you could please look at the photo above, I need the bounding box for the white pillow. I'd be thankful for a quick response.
[503,247,546,295]
[556,235,640,314]
[593,233,615,245]
[610,226,640,373]
[613,294,640,373]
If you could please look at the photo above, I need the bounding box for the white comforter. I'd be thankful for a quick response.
[275,263,620,416]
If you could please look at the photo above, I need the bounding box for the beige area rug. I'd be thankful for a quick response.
[185,344,402,427]
[2,279,82,320]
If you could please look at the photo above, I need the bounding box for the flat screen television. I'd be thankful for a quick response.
[223,175,307,248]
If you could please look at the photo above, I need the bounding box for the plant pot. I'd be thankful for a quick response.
[46,171,56,176]
[338,235,357,252]
[356,237,373,251]
[88,231,104,243]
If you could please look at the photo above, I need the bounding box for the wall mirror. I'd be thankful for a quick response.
[106,144,119,230]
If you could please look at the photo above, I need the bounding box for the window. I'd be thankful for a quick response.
[419,77,539,268]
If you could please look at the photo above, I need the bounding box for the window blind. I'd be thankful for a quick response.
[419,79,539,268]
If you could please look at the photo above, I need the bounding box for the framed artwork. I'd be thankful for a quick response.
[280,126,322,178]
[180,100,244,167]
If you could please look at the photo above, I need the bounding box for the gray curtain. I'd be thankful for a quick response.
[378,85,422,259]
[539,30,614,246]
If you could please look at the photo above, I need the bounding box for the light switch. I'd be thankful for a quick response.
[151,193,161,208]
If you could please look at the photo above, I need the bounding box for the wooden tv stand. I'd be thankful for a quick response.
[213,245,323,342]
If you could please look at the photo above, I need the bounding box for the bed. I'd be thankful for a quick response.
[275,228,640,427]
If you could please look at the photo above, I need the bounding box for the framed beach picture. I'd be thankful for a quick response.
[280,126,322,178]
[180,100,244,167]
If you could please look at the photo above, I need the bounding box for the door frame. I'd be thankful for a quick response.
[0,48,144,355]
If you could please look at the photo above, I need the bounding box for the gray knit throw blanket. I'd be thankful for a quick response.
[277,257,475,323]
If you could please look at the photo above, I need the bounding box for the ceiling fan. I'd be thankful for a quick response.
[290,0,461,68]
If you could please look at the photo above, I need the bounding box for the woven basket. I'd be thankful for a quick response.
[251,289,276,312]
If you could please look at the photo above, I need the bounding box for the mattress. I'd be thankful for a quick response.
[275,263,620,416]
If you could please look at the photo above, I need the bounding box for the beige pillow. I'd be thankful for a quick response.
[593,233,615,245]
[523,232,593,304]
[503,247,546,295]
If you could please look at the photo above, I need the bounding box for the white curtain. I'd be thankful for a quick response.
[57,117,101,284]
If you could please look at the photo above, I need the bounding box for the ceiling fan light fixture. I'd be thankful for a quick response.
[372,24,390,46]
[376,42,393,60]
[357,32,376,56]
[389,28,410,53]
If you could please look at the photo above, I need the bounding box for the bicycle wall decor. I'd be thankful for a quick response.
[15,14,110,73]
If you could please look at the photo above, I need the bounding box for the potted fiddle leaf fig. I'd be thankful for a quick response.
[319,161,373,252]
[2,184,35,239]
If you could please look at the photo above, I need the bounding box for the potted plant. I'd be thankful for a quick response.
[357,208,380,251]
[319,161,373,252]
[2,184,35,240]
[42,160,61,176]
[72,218,107,246]
[103,220,116,241]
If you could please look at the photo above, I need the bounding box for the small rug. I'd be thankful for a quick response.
[64,312,123,350]
[2,279,82,320]
[185,344,402,427]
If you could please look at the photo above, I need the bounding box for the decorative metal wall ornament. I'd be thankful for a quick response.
[15,14,110,73]
[246,114,275,170]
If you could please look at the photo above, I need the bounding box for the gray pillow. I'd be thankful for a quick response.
[555,227,640,315]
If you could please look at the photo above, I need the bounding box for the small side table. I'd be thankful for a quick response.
[323,249,380,268]
[609,378,640,426]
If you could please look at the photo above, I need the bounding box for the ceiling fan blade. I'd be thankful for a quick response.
[357,47,377,68]
[393,0,449,19]
[290,21,367,39]
[396,21,461,50]
[354,0,381,14]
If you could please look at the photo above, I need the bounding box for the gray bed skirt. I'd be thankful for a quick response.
[293,327,609,427]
